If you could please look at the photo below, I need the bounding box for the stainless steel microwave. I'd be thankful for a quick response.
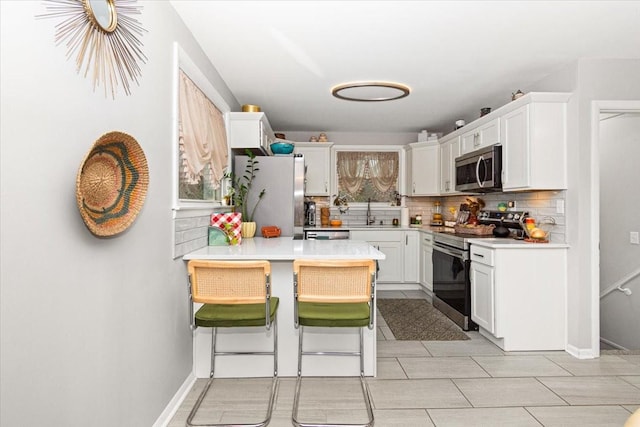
[455,145,502,192]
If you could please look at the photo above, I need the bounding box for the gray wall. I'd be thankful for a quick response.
[599,113,640,350]
[0,2,238,426]
[529,58,640,354]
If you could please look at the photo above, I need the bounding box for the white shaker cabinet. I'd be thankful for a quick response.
[501,98,568,191]
[404,230,420,284]
[351,230,419,284]
[420,231,434,292]
[228,112,274,155]
[294,142,333,196]
[407,141,440,196]
[439,136,460,194]
[460,117,500,155]
[469,242,567,351]
[351,230,403,283]
[469,245,496,334]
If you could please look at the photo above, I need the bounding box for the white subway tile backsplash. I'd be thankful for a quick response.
[173,213,211,258]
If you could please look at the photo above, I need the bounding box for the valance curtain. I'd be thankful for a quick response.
[337,151,399,196]
[337,152,367,194]
[178,70,228,188]
[368,152,399,193]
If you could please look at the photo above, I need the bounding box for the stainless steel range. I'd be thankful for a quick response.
[431,210,528,331]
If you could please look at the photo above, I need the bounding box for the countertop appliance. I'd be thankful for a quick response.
[455,144,502,192]
[304,229,350,240]
[430,209,529,330]
[234,154,305,239]
[477,209,529,239]
[304,201,316,226]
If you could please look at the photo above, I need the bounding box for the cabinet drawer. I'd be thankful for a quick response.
[421,233,434,246]
[470,245,494,266]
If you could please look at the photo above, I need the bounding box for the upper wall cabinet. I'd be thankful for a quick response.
[460,117,500,155]
[228,112,275,155]
[294,142,333,196]
[501,94,570,191]
[407,141,440,196]
[439,135,460,194]
[439,92,571,193]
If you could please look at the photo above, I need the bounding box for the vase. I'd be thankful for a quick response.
[241,221,256,238]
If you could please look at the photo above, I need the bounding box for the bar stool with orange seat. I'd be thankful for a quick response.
[186,259,279,427]
[292,259,376,427]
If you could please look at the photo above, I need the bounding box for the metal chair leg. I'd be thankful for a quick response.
[292,326,375,427]
[186,322,279,427]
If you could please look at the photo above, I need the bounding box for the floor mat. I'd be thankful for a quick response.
[377,299,470,341]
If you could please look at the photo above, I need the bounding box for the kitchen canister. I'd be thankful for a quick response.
[400,207,410,227]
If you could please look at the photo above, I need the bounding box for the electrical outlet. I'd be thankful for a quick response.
[556,200,565,214]
[507,200,516,209]
[631,231,640,245]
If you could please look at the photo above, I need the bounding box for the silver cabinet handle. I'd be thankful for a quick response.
[473,253,485,258]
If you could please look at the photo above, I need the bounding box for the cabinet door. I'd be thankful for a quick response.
[351,230,403,283]
[372,240,403,283]
[439,137,460,194]
[420,235,434,291]
[460,118,500,154]
[501,105,530,190]
[411,143,440,196]
[403,231,420,283]
[228,112,274,154]
[470,261,495,334]
[295,146,331,195]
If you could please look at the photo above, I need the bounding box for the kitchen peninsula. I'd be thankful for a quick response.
[183,237,385,378]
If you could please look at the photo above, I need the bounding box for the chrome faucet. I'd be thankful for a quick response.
[367,198,375,225]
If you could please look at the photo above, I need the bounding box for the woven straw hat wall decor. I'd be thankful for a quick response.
[76,131,149,237]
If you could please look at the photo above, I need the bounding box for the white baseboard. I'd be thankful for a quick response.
[566,343,597,359]
[152,372,197,427]
[600,337,629,351]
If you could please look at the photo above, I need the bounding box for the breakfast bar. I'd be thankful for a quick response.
[183,237,385,378]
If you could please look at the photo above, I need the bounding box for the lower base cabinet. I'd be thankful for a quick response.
[420,232,434,291]
[470,243,567,351]
[351,230,418,284]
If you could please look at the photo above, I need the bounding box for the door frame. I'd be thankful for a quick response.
[589,100,640,357]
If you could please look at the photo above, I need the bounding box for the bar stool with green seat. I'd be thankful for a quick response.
[186,259,279,427]
[292,259,376,427]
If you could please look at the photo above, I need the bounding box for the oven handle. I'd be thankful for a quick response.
[433,243,468,261]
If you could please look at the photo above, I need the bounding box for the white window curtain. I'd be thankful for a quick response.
[337,152,367,194]
[178,70,228,189]
[368,152,399,193]
[337,151,399,200]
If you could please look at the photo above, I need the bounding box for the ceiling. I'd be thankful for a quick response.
[170,1,640,135]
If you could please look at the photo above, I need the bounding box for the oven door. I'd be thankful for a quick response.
[432,243,477,330]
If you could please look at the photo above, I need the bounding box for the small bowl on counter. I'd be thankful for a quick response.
[330,219,343,227]
[270,141,294,155]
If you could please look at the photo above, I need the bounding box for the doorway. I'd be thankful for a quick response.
[592,102,640,354]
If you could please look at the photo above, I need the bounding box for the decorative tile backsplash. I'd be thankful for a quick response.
[407,190,567,243]
[318,190,567,243]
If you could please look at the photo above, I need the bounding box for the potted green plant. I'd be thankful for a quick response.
[224,149,266,238]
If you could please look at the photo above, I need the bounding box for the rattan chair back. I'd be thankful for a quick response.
[188,260,271,305]
[293,259,375,303]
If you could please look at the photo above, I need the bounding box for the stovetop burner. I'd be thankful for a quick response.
[432,210,530,250]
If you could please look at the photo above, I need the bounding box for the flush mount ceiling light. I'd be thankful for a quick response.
[331,81,410,102]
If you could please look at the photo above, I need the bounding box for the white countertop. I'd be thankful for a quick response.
[468,238,569,249]
[183,237,386,261]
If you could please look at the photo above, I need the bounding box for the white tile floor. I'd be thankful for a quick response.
[168,290,640,427]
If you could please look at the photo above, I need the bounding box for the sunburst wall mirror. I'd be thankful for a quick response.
[40,0,147,98]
